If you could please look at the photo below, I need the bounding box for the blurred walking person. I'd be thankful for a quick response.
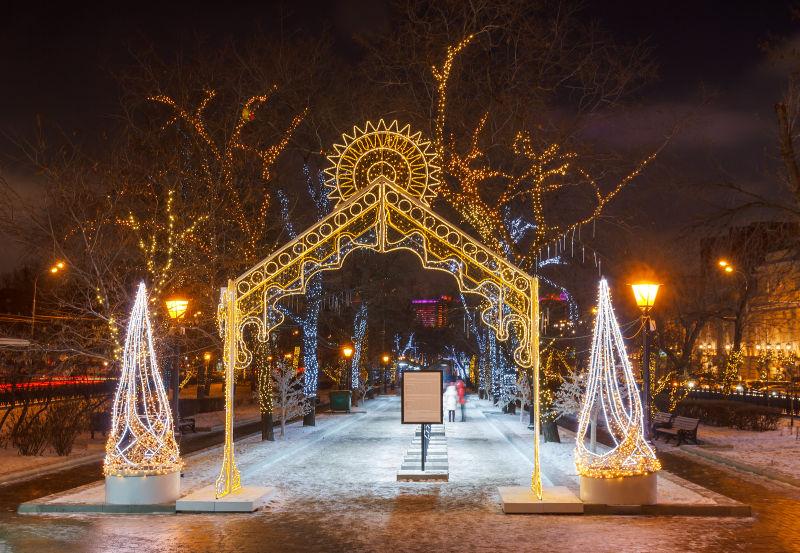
[443,381,458,423]
[456,378,466,421]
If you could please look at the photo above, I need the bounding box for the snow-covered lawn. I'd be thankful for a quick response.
[655,418,800,481]
[0,399,262,482]
[192,402,261,431]
[0,431,105,481]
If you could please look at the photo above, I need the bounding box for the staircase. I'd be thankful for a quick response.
[397,424,449,481]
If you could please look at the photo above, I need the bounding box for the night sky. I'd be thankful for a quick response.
[1,0,797,270]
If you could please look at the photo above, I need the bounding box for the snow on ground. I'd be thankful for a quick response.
[192,401,261,431]
[0,431,105,480]
[0,399,261,481]
[483,406,716,505]
[655,419,800,481]
[6,395,755,553]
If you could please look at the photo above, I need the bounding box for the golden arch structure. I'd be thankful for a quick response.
[215,120,541,499]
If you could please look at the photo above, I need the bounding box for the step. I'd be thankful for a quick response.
[397,469,449,482]
[401,464,449,471]
[405,449,447,455]
[404,456,448,463]
[406,450,447,457]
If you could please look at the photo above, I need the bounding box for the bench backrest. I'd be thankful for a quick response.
[653,412,673,423]
[672,416,699,430]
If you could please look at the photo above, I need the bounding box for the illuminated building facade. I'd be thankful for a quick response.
[412,295,452,328]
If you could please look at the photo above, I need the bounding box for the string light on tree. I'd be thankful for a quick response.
[431,35,664,271]
[575,279,660,479]
[104,282,182,477]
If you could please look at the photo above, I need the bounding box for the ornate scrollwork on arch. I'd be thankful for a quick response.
[215,121,541,502]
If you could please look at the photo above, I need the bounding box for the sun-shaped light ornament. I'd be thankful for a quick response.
[324,120,440,206]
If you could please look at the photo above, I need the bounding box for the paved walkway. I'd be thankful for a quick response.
[1,396,797,552]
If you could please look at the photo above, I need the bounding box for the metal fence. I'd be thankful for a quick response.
[0,379,115,408]
[688,389,800,416]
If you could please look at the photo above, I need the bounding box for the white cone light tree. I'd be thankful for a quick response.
[575,279,660,505]
[104,282,182,505]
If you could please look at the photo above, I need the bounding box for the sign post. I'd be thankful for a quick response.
[401,371,443,471]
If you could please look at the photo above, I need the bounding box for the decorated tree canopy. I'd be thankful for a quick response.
[575,279,660,478]
[104,282,182,476]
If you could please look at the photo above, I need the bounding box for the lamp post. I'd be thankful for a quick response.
[717,259,753,394]
[198,352,212,400]
[381,354,390,394]
[631,282,661,439]
[31,261,65,337]
[342,344,354,390]
[165,294,189,434]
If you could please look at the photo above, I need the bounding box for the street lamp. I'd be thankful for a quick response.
[342,345,354,359]
[165,293,190,433]
[165,295,189,320]
[631,281,661,439]
[31,261,66,336]
[199,351,212,400]
[381,354,391,394]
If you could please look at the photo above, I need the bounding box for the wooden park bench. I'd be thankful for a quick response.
[654,415,700,445]
[650,411,673,435]
[178,416,196,433]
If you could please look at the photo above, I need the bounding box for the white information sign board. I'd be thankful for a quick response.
[401,371,443,424]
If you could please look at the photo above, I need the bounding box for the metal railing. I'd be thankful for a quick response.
[421,423,431,471]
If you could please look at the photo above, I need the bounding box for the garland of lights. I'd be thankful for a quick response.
[214,120,541,499]
[575,279,660,479]
[104,282,182,477]
[276,167,331,398]
[350,303,368,389]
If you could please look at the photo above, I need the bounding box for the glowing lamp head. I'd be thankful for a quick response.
[203,352,212,362]
[631,282,661,312]
[382,354,390,364]
[342,345,354,359]
[165,295,189,320]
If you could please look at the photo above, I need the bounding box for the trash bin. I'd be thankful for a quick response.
[329,390,352,413]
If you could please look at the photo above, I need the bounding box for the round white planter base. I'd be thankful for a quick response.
[105,471,181,505]
[579,472,658,505]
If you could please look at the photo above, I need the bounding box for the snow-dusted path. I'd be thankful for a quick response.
[1,396,759,552]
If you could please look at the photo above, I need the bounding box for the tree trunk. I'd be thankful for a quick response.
[590,409,598,453]
[280,410,286,438]
[542,419,561,443]
[303,402,316,427]
[261,412,274,441]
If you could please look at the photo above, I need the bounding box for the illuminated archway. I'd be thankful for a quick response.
[215,120,541,499]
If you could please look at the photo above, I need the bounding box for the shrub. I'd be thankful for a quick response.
[11,411,49,456]
[46,401,88,456]
[675,399,781,431]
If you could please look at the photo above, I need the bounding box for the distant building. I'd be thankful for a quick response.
[695,222,800,382]
[412,295,453,328]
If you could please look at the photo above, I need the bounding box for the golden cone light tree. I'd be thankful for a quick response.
[575,279,660,479]
[104,282,182,476]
